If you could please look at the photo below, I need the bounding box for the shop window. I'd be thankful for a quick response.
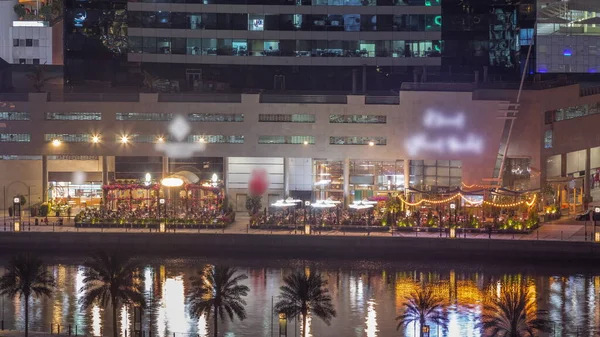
[329,136,386,145]
[45,134,92,142]
[329,115,386,123]
[259,114,315,122]
[188,135,244,144]
[544,130,553,149]
[116,113,172,121]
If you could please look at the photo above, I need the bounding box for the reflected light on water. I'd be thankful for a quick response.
[365,300,378,337]
[91,305,101,337]
[121,306,129,337]
[197,313,208,337]
[144,267,153,295]
[156,275,187,336]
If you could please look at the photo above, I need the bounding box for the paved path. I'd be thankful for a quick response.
[0,213,597,243]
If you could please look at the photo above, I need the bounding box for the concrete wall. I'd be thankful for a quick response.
[3,232,600,263]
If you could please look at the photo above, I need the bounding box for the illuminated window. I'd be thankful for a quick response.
[45,134,93,142]
[188,135,244,144]
[329,137,386,145]
[188,113,244,122]
[259,114,315,123]
[0,112,30,120]
[45,112,101,120]
[520,28,534,46]
[0,155,41,160]
[410,160,461,191]
[114,134,165,143]
[0,134,30,142]
[258,136,314,144]
[329,115,386,124]
[48,155,100,160]
[544,130,553,149]
[116,113,172,121]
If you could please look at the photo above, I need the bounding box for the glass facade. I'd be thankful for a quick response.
[130,37,442,58]
[188,135,245,144]
[128,0,439,5]
[129,12,441,32]
[544,130,553,149]
[45,112,102,121]
[536,1,600,73]
[409,160,462,192]
[116,113,173,121]
[258,136,315,144]
[330,136,386,145]
[329,115,386,123]
[259,114,315,123]
[188,113,244,122]
[545,102,600,123]
[349,160,405,200]
[0,134,31,142]
[45,134,93,142]
[0,112,30,120]
[314,160,344,200]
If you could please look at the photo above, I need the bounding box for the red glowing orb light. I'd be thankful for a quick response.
[248,169,269,196]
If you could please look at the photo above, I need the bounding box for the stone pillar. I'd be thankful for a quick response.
[102,156,108,185]
[404,159,410,193]
[162,156,169,179]
[223,157,229,196]
[585,148,591,204]
[343,158,350,205]
[42,155,48,202]
[283,157,290,197]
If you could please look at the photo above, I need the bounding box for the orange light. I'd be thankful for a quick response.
[120,135,129,144]
[51,139,61,147]
[91,135,100,143]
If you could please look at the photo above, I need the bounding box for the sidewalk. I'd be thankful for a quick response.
[0,213,596,243]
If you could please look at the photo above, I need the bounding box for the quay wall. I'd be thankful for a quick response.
[0,232,597,263]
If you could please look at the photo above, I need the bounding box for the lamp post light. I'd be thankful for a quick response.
[422,325,430,337]
[12,197,20,231]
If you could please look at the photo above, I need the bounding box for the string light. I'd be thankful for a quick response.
[399,193,537,209]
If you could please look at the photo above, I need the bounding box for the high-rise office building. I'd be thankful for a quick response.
[65,0,442,91]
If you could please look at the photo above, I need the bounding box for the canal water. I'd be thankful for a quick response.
[1,257,598,337]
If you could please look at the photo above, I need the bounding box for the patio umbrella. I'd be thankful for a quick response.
[353,199,378,205]
[349,202,375,210]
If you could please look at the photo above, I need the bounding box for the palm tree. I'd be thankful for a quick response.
[275,270,336,337]
[79,251,146,337]
[0,254,55,337]
[188,265,250,337]
[481,284,552,337]
[396,287,448,337]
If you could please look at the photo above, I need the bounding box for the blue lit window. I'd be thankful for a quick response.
[563,48,572,56]
[519,29,534,46]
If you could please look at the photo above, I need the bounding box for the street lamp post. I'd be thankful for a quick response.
[594,207,600,242]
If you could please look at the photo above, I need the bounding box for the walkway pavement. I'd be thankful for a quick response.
[0,213,597,243]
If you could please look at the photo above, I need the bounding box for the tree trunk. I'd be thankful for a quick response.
[213,305,218,337]
[419,317,425,337]
[24,294,29,337]
[302,311,307,337]
[113,299,118,337]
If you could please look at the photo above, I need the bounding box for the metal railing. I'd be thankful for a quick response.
[158,93,242,103]
[48,93,140,102]
[580,85,600,97]
[365,95,399,105]
[260,94,348,104]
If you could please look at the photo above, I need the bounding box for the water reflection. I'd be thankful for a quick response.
[0,260,598,337]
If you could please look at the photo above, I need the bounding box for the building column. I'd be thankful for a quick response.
[343,158,350,205]
[560,153,567,177]
[101,156,108,185]
[404,159,410,194]
[42,155,48,202]
[162,156,169,179]
[223,157,229,196]
[585,148,591,204]
[283,157,290,197]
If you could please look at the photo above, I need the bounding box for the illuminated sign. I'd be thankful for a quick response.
[405,109,484,156]
[13,21,48,27]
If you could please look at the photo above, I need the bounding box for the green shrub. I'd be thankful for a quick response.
[39,203,49,216]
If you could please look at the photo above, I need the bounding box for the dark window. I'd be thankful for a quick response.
[142,12,157,28]
[202,14,217,29]
[172,37,186,55]
[171,12,187,29]
[143,37,157,54]
[129,36,143,53]
[544,110,555,124]
[25,39,33,47]
[18,59,25,64]
[128,11,142,27]
[13,39,19,47]
[156,11,171,28]
[232,14,248,30]
[217,13,233,30]
[32,59,40,65]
